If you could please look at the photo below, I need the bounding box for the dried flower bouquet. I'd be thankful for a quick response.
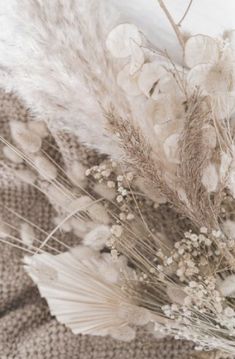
[1,1,235,358]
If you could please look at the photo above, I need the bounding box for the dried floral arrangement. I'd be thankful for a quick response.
[1,1,235,358]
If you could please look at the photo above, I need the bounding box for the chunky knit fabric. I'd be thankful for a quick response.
[0,90,215,359]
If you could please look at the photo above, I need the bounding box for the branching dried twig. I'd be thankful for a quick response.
[157,0,185,49]
[177,0,194,26]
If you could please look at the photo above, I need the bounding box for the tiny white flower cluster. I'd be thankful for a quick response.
[86,160,135,222]
[157,229,222,283]
[184,277,223,314]
[155,225,235,352]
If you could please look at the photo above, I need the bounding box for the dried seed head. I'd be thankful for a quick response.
[34,155,57,180]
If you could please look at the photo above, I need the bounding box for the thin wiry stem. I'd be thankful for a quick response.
[5,206,70,250]
[0,219,61,254]
[157,0,185,49]
[1,233,45,254]
[36,197,104,253]
[177,0,194,26]
[0,238,34,254]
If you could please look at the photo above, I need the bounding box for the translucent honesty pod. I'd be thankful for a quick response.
[138,62,167,98]
[129,40,144,75]
[106,23,142,58]
[117,64,142,96]
[187,63,212,93]
[184,35,220,69]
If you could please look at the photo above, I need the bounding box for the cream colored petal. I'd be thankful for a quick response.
[117,64,142,96]
[163,133,180,164]
[106,23,141,58]
[149,95,185,129]
[205,68,232,93]
[184,35,219,68]
[129,40,144,75]
[149,96,174,125]
[188,62,233,99]
[138,62,167,98]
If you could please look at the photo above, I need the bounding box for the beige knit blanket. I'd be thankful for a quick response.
[0,90,205,359]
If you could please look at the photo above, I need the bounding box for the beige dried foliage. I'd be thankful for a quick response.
[178,93,221,229]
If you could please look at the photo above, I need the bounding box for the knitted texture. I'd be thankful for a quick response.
[0,90,216,358]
